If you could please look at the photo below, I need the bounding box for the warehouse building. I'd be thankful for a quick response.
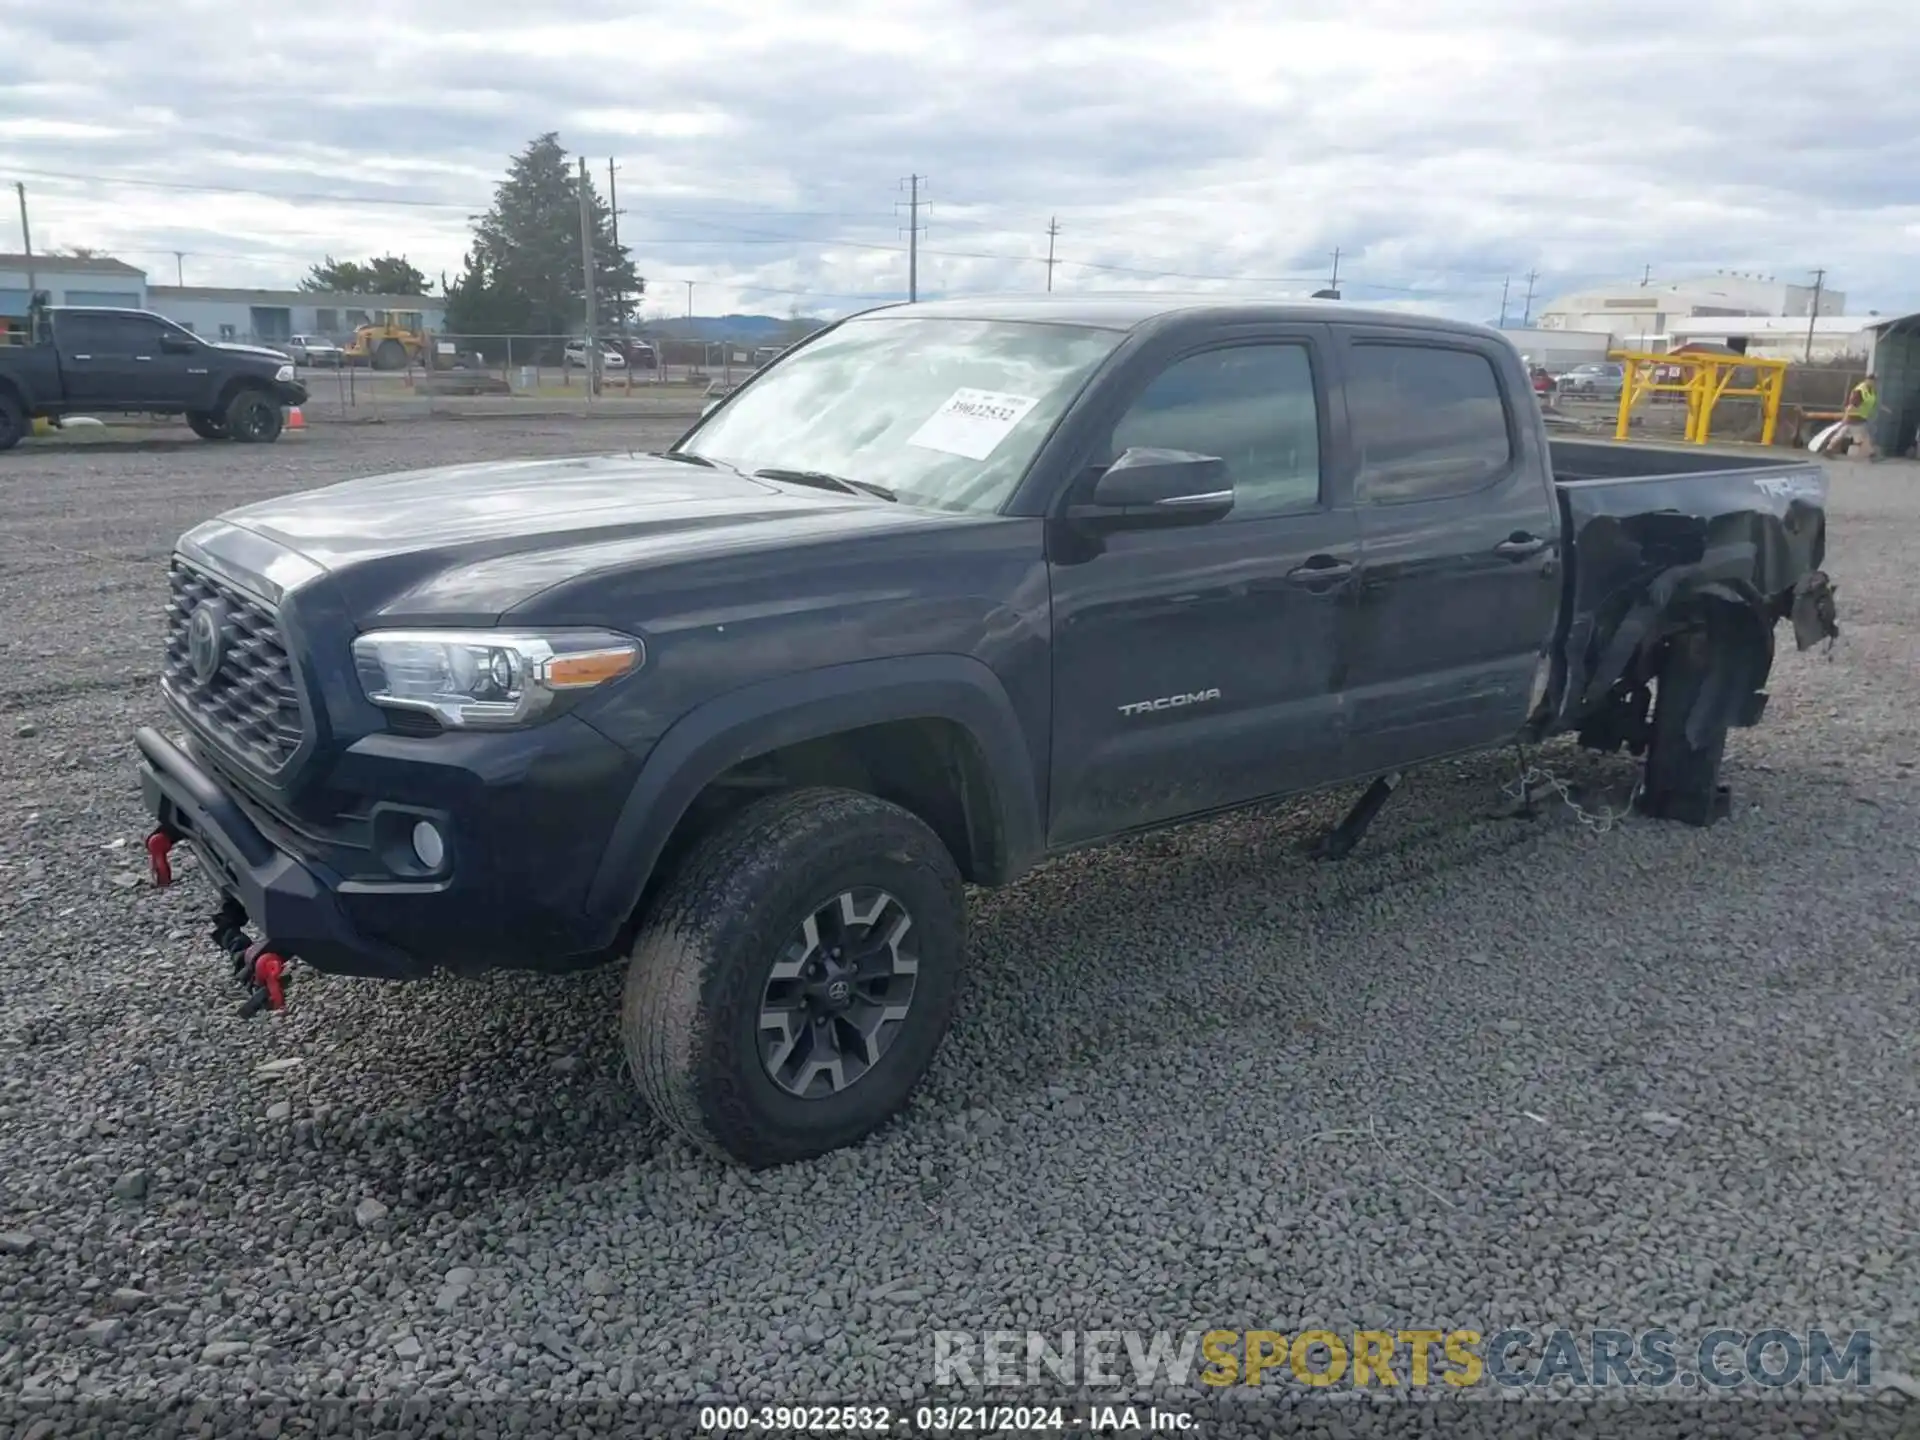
[0,253,148,338]
[1536,273,1843,347]
[147,286,446,345]
[1665,314,1878,363]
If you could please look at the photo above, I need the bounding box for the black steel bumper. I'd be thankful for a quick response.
[136,727,430,979]
[275,379,310,406]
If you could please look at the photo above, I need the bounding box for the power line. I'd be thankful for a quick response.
[17,163,1509,297]
[15,165,1524,304]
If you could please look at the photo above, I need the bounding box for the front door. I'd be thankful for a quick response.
[1339,331,1563,774]
[1046,330,1360,846]
[121,314,200,408]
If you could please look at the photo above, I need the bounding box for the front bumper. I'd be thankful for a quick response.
[136,718,640,980]
[138,727,427,978]
[275,379,310,405]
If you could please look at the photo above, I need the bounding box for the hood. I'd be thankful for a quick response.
[180,452,959,620]
[209,341,292,363]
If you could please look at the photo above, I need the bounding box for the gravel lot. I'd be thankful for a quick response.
[1,421,1917,1436]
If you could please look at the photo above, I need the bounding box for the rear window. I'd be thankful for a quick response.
[1349,342,1513,504]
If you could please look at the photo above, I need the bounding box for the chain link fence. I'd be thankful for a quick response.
[283,331,796,414]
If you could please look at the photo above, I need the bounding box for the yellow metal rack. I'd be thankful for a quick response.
[1611,349,1788,446]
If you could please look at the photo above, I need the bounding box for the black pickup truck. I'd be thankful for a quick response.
[135,297,1837,1167]
[0,301,308,449]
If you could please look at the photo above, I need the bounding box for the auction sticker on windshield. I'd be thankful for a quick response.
[907,389,1041,460]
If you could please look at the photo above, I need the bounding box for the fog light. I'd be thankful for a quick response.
[411,820,445,870]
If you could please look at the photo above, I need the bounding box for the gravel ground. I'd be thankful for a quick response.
[0,422,1916,1437]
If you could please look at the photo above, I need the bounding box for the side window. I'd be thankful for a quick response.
[1349,343,1512,504]
[56,313,126,352]
[1109,344,1321,519]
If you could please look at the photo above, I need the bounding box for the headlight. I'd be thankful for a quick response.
[275,364,295,383]
[351,629,643,729]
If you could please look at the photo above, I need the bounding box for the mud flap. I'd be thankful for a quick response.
[1790,571,1840,652]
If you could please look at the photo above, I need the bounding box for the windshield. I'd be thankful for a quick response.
[675,316,1124,514]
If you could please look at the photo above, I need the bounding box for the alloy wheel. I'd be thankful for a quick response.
[758,888,918,1099]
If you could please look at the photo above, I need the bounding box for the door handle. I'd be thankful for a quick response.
[73,354,91,361]
[1284,554,1355,589]
[135,355,152,362]
[1494,533,1550,559]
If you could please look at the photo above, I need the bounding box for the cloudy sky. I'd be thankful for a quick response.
[4,0,1918,322]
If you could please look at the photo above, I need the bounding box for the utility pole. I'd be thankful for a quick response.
[684,280,694,320]
[1329,247,1341,294]
[1641,264,1652,286]
[608,158,631,390]
[15,182,34,296]
[1499,275,1511,327]
[1805,267,1825,362]
[1522,269,1539,326]
[900,175,925,302]
[1044,217,1060,292]
[576,157,599,399]
[174,251,184,286]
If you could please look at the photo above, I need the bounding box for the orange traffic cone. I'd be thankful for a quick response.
[286,406,305,431]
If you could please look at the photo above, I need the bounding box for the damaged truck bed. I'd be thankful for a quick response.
[1542,439,1836,823]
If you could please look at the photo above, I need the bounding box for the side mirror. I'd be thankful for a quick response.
[160,333,197,354]
[1074,447,1233,526]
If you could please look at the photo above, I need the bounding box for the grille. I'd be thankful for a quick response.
[162,560,305,773]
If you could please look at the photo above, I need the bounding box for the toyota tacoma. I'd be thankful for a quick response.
[135,297,1837,1167]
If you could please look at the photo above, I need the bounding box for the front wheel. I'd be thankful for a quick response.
[186,409,229,441]
[225,389,284,444]
[622,787,967,1167]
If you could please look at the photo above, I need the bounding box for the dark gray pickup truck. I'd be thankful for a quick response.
[0,301,307,449]
[135,297,1837,1166]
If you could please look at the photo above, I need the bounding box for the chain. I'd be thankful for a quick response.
[1504,754,1642,833]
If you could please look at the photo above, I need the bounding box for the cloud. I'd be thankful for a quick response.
[2,0,1916,322]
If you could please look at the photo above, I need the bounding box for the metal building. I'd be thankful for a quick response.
[0,253,148,335]
[146,286,447,345]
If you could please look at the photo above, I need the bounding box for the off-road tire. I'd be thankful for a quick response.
[225,388,283,444]
[375,338,406,371]
[1640,627,1730,825]
[622,786,966,1167]
[186,409,229,441]
[0,391,24,452]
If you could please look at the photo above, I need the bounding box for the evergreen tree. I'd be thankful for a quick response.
[445,133,643,340]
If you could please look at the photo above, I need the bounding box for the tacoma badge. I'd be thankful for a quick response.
[1117,687,1221,718]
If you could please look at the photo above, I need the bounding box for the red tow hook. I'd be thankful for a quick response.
[145,828,178,888]
[238,941,290,1017]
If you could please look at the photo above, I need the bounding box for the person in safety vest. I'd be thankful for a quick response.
[1832,372,1879,460]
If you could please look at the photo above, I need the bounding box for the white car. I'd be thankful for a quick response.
[563,340,625,370]
[286,335,344,367]
[1556,362,1625,398]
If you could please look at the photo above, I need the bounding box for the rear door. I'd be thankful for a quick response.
[1338,329,1561,774]
[51,311,124,407]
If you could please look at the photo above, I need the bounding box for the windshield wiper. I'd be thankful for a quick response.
[752,467,897,502]
[652,450,716,467]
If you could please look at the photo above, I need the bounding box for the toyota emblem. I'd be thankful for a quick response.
[187,601,228,687]
[826,979,851,1006]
